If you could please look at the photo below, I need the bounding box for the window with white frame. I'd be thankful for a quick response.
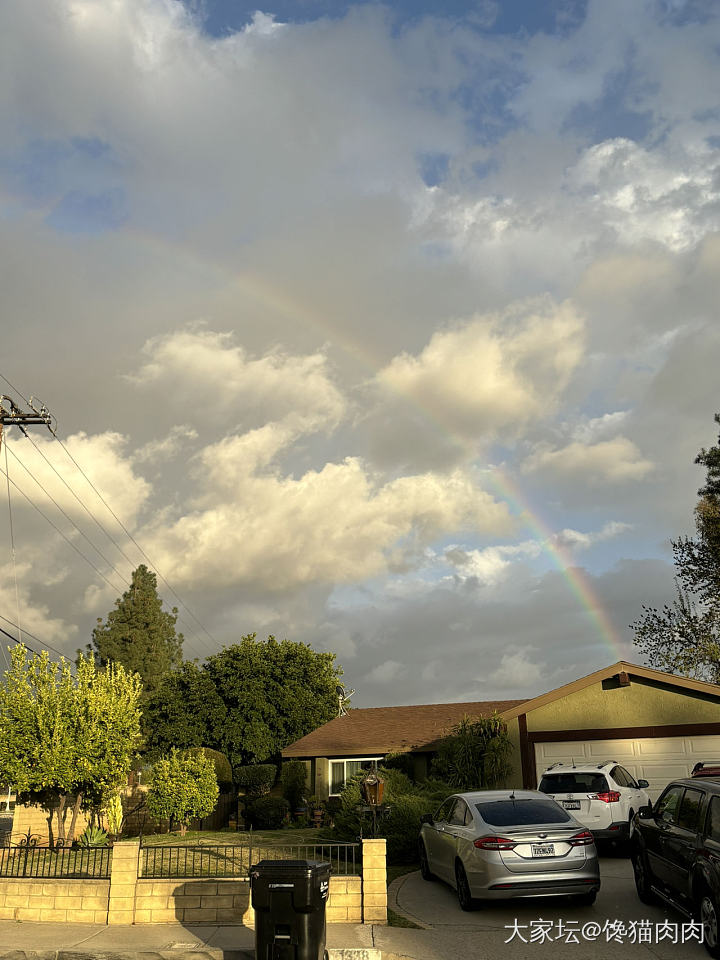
[329,757,382,795]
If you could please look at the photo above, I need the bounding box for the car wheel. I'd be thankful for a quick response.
[455,861,475,912]
[698,888,720,959]
[419,841,435,881]
[631,848,655,905]
[573,890,597,907]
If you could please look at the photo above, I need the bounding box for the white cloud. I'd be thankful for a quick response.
[134,424,198,463]
[551,521,632,551]
[4,431,151,528]
[364,659,406,684]
[566,138,720,252]
[0,561,76,650]
[485,651,545,690]
[523,437,654,483]
[138,457,512,591]
[377,297,584,441]
[128,328,347,431]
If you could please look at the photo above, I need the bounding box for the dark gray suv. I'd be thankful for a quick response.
[632,777,720,957]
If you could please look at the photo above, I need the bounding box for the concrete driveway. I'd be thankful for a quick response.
[383,854,708,960]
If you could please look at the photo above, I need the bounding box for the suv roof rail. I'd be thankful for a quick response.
[544,763,565,771]
[596,761,618,769]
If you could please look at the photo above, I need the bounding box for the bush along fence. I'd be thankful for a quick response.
[0,839,386,925]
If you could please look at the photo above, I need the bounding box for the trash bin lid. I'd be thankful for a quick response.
[250,859,331,879]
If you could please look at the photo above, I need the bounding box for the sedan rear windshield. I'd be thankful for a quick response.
[475,799,572,826]
[539,773,609,794]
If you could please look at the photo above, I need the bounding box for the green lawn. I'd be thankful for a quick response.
[139,827,336,845]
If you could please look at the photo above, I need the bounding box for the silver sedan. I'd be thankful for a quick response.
[418,789,601,910]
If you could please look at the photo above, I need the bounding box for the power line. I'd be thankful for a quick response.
[0,614,70,663]
[0,464,126,596]
[18,432,208,658]
[52,433,218,649]
[0,374,217,657]
[4,443,133,593]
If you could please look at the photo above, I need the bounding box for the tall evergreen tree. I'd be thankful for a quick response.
[632,414,720,681]
[85,565,183,697]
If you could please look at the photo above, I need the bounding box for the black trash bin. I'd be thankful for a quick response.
[251,859,331,960]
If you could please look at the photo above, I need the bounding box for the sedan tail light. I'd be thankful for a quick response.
[595,791,621,803]
[569,830,595,846]
[474,835,516,850]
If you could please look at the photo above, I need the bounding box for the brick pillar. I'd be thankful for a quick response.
[361,838,387,925]
[108,840,140,925]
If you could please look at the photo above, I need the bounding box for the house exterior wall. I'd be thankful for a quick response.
[505,716,524,789]
[314,757,330,800]
[526,678,720,732]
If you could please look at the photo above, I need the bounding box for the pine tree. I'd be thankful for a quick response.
[632,414,720,681]
[86,565,183,697]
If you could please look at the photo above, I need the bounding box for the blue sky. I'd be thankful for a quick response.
[0,0,719,704]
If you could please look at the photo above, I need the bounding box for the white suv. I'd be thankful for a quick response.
[538,762,651,843]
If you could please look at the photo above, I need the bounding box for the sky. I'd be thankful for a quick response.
[1,0,719,708]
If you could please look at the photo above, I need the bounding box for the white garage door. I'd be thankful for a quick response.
[534,735,720,801]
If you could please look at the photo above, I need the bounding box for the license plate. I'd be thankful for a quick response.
[562,800,581,810]
[532,843,555,857]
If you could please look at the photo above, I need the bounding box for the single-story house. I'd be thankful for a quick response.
[282,661,720,802]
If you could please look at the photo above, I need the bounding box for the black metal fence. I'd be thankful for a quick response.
[140,841,360,879]
[0,843,112,879]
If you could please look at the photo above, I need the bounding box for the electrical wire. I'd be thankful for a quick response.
[0,464,126,596]
[52,433,218,648]
[0,614,70,663]
[0,370,217,657]
[18,433,208,658]
[4,443,133,592]
[2,442,18,670]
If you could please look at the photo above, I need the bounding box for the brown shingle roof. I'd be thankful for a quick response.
[282,700,527,758]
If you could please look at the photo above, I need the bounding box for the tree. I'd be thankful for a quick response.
[146,749,219,835]
[143,634,341,770]
[85,565,183,698]
[205,635,340,769]
[142,661,225,759]
[431,714,513,789]
[632,413,720,681]
[0,647,142,843]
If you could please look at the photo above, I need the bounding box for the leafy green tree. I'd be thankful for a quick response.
[0,647,142,843]
[431,714,513,789]
[142,661,225,758]
[144,635,341,770]
[84,565,183,698]
[205,635,340,768]
[632,414,720,681]
[146,749,219,835]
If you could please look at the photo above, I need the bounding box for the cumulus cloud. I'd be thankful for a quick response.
[377,297,584,441]
[4,431,151,527]
[138,457,512,591]
[134,424,198,463]
[0,561,76,649]
[484,651,545,690]
[128,328,346,431]
[523,437,654,483]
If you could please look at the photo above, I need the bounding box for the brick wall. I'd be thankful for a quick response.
[0,878,109,922]
[0,838,384,925]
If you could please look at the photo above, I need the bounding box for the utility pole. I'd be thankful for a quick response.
[0,395,55,453]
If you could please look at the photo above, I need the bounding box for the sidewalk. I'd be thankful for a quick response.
[0,920,387,960]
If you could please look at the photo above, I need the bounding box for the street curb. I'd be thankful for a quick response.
[386,872,432,930]
[0,951,381,960]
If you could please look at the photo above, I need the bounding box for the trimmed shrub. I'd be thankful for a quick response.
[146,749,219,835]
[235,764,277,798]
[246,796,290,830]
[188,747,233,789]
[281,761,307,810]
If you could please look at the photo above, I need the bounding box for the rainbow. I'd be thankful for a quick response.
[106,232,630,662]
[485,469,628,660]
